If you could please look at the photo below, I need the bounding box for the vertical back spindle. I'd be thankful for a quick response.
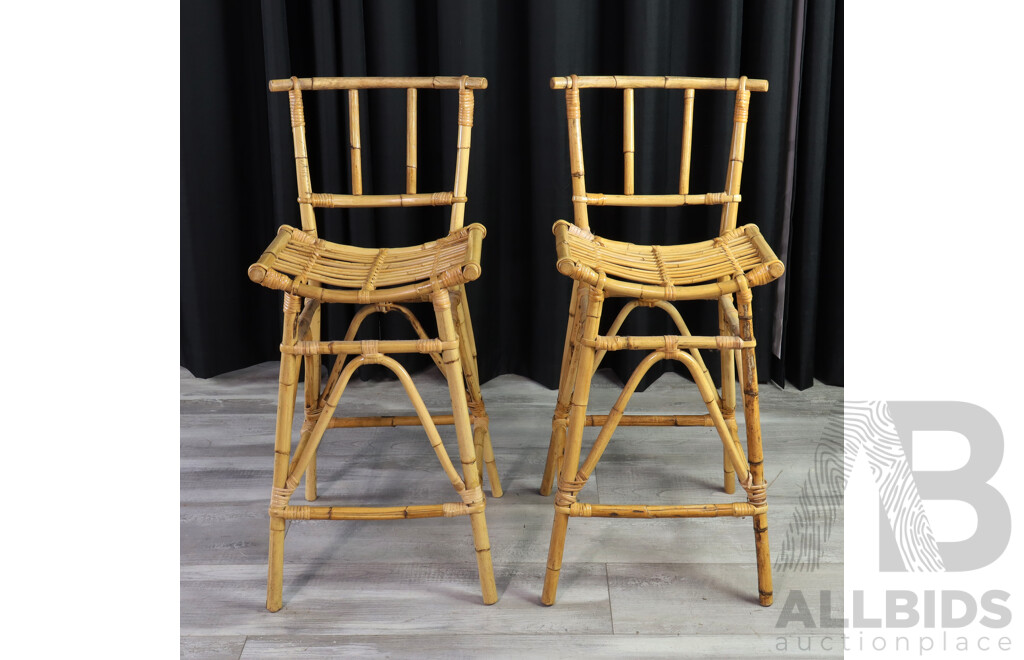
[406,88,417,194]
[289,78,317,234]
[566,76,590,230]
[449,76,474,232]
[679,88,694,194]
[623,88,635,195]
[719,77,749,233]
[348,89,363,195]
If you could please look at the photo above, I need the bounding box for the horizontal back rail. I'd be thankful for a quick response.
[577,191,737,207]
[270,76,488,92]
[550,75,767,91]
[305,193,465,208]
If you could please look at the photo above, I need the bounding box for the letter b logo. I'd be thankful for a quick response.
[846,401,1010,571]
[880,399,1007,568]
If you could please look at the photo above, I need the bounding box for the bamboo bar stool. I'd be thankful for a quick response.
[249,75,502,611]
[539,75,784,607]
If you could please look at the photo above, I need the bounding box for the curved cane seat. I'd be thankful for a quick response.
[248,223,486,304]
[553,220,784,301]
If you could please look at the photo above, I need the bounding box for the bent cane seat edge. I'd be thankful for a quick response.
[249,223,486,304]
[552,220,784,300]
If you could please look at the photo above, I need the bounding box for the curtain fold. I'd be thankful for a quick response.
[181,0,842,389]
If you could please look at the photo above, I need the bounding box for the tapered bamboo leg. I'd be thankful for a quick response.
[480,429,501,497]
[303,304,321,501]
[541,280,585,495]
[268,351,301,613]
[453,287,502,496]
[719,299,737,494]
[304,452,318,500]
[542,285,603,605]
[433,288,497,605]
[738,291,772,606]
[473,426,486,483]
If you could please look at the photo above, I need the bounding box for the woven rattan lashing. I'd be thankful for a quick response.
[252,76,501,613]
[540,74,782,608]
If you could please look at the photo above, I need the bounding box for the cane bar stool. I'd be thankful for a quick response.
[249,75,502,610]
[539,75,784,606]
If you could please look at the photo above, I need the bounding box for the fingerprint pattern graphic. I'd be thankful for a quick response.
[774,401,944,572]
[773,401,844,572]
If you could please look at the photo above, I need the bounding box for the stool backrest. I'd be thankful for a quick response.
[268,76,486,237]
[551,75,768,235]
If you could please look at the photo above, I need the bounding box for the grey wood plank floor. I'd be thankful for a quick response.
[182,362,843,659]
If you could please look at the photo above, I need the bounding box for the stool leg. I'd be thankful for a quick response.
[541,281,585,495]
[738,298,772,606]
[454,288,502,496]
[434,289,498,605]
[268,352,301,612]
[303,304,321,501]
[719,301,737,494]
[542,285,603,605]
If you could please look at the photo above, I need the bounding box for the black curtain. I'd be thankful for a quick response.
[181,0,842,390]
